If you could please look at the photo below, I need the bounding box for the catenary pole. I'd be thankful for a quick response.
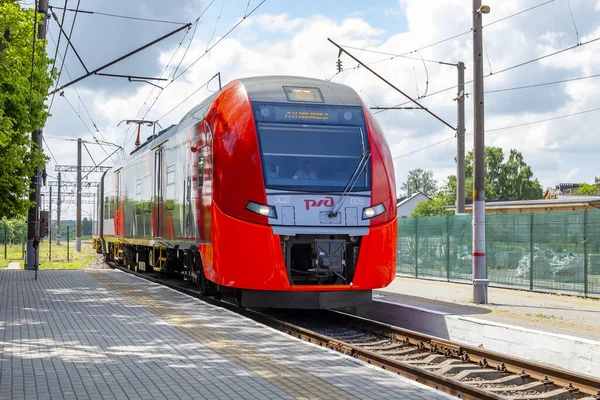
[456,62,466,214]
[26,0,48,271]
[56,172,61,244]
[76,138,82,252]
[49,186,52,260]
[472,0,489,303]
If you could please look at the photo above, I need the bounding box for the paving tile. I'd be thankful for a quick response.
[0,269,455,399]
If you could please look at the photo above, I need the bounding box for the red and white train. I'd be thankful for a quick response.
[96,75,397,308]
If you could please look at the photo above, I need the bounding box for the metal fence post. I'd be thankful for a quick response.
[21,233,25,260]
[584,209,588,296]
[4,225,6,260]
[530,212,534,291]
[67,226,70,262]
[415,218,419,278]
[446,216,451,281]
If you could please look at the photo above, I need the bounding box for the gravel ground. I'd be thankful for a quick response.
[85,254,110,270]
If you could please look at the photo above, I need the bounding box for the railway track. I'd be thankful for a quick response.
[109,264,600,400]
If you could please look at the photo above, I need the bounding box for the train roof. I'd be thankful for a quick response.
[238,75,362,106]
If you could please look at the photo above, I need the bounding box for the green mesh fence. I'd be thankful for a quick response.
[396,209,600,297]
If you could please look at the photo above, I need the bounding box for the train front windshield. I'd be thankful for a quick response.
[254,103,370,193]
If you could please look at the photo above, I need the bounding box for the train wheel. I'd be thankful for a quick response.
[193,251,219,298]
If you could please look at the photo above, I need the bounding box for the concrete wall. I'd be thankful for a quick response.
[354,299,599,378]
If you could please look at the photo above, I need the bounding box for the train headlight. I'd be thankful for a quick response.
[246,201,277,219]
[362,203,386,220]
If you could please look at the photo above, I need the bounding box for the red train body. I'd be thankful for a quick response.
[97,76,397,308]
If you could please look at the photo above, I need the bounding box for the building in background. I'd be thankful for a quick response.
[396,192,431,218]
[458,195,600,214]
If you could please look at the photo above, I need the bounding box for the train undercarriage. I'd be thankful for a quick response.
[96,235,372,309]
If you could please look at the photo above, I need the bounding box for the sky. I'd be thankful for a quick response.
[38,0,600,220]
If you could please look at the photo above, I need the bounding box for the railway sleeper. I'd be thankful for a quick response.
[396,351,434,361]
[472,374,533,388]
[432,362,483,376]
[334,333,373,340]
[453,368,508,382]
[351,339,392,347]
[420,358,464,369]
[341,337,380,344]
[408,354,449,365]
[506,388,573,400]
[379,347,425,357]
[359,342,407,351]
[487,381,554,394]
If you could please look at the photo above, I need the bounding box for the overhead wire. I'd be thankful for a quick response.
[123,26,195,149]
[48,6,188,25]
[483,0,554,28]
[486,106,600,133]
[47,28,117,163]
[484,73,600,94]
[48,0,81,114]
[393,136,457,160]
[483,34,492,75]
[337,45,458,66]
[60,92,94,136]
[391,106,600,159]
[172,17,202,79]
[125,0,267,150]
[376,35,600,114]
[82,142,97,166]
[50,0,68,75]
[155,73,220,122]
[127,0,218,144]
[244,0,252,17]
[171,0,267,82]
[566,0,580,45]
[206,0,226,52]
[338,0,555,76]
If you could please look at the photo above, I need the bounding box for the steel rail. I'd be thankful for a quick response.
[107,263,600,399]
[324,310,600,398]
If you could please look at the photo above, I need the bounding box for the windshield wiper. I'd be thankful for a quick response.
[328,150,371,218]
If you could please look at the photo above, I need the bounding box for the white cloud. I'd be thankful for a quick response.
[251,13,304,34]
[45,0,600,219]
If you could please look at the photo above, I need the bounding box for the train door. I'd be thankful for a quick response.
[114,170,121,236]
[153,147,163,238]
[184,144,193,238]
[200,120,211,240]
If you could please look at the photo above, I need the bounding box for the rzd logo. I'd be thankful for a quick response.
[304,196,334,210]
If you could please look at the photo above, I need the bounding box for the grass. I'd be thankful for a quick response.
[525,313,560,320]
[0,240,98,270]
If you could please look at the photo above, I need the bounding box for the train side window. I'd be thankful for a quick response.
[166,165,176,185]
[104,197,110,219]
[135,179,142,195]
[198,156,205,187]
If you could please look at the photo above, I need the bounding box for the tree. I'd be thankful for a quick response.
[410,191,454,218]
[0,219,14,244]
[400,168,438,197]
[573,183,598,196]
[447,147,542,202]
[0,1,54,219]
[82,217,92,236]
[410,147,543,218]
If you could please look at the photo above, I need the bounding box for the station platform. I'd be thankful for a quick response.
[376,277,600,340]
[0,269,454,400]
[365,277,600,377]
